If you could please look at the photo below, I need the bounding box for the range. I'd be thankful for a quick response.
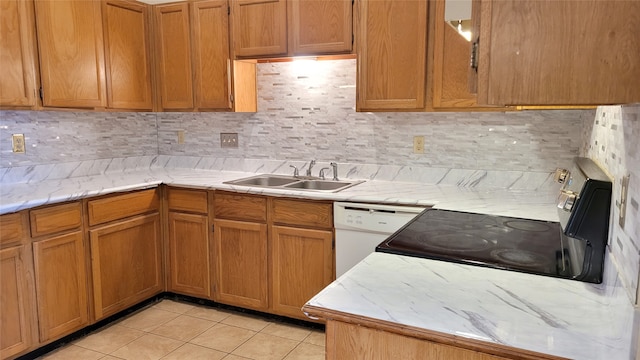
[376,157,612,283]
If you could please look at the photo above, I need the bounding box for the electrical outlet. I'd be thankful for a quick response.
[413,136,424,154]
[221,133,238,148]
[177,130,185,144]
[619,175,630,227]
[12,134,26,153]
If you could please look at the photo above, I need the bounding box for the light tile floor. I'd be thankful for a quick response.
[39,300,325,360]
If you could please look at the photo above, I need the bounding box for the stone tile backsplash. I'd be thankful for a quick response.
[582,104,640,303]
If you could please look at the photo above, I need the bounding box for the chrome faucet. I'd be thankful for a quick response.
[289,164,299,178]
[330,162,339,181]
[306,159,316,177]
[319,167,330,180]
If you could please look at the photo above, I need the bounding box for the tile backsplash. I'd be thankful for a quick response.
[582,104,640,302]
[2,59,590,174]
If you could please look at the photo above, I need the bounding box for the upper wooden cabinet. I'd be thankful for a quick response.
[102,0,153,110]
[231,0,288,58]
[472,0,640,106]
[426,0,508,112]
[288,0,353,55]
[34,0,107,108]
[192,0,233,110]
[0,0,38,108]
[355,0,428,111]
[155,2,194,110]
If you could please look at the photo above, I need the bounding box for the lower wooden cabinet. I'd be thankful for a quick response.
[212,218,269,311]
[271,225,333,319]
[89,213,163,320]
[32,231,89,342]
[0,245,34,359]
[168,212,210,298]
[328,321,510,360]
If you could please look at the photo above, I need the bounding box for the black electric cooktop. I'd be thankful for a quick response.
[376,209,579,279]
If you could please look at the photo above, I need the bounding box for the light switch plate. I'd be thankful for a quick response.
[12,134,26,153]
[221,133,238,148]
[177,130,185,144]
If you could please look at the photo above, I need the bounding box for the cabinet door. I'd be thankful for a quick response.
[1,246,33,359]
[192,0,232,110]
[32,232,88,342]
[90,213,162,320]
[155,2,194,110]
[0,0,37,107]
[231,0,287,57]
[271,225,333,319]
[102,0,153,110]
[213,219,268,310]
[288,0,352,55]
[356,0,427,111]
[475,0,640,106]
[168,212,211,298]
[34,0,106,108]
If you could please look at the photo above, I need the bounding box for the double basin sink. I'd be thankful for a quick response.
[224,174,364,193]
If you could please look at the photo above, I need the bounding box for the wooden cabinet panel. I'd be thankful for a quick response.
[213,192,267,222]
[271,198,332,229]
[0,246,33,359]
[0,0,37,107]
[90,213,162,320]
[87,189,159,226]
[476,0,640,106]
[288,0,352,55]
[34,0,106,108]
[192,0,232,110]
[29,202,82,238]
[33,232,88,342]
[271,225,333,319]
[0,212,25,248]
[168,212,210,298]
[213,219,268,310]
[167,188,208,214]
[102,0,153,110]
[356,0,427,111]
[328,321,512,360]
[155,2,194,109]
[232,0,287,57]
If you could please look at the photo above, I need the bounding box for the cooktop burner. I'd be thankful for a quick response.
[376,209,567,278]
[417,233,492,252]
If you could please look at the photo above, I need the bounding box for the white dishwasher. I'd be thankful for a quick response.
[334,202,428,277]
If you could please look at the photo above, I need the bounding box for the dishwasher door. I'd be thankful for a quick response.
[334,202,427,277]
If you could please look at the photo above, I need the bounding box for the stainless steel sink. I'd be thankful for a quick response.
[225,174,299,187]
[223,174,363,193]
[283,180,356,191]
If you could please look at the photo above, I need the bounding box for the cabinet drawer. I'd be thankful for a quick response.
[271,199,333,229]
[30,202,82,238]
[213,192,266,222]
[168,188,208,214]
[88,189,160,226]
[0,212,25,247]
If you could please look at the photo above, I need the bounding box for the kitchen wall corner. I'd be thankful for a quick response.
[582,104,640,304]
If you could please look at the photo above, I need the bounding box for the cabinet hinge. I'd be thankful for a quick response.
[227,6,230,15]
[212,224,215,232]
[470,39,479,71]
[352,33,354,46]
[39,87,43,101]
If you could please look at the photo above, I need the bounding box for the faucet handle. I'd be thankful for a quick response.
[289,164,299,177]
[330,162,338,181]
[319,167,330,180]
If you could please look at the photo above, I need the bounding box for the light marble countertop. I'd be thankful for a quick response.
[0,166,635,358]
[0,168,561,221]
[305,252,635,360]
